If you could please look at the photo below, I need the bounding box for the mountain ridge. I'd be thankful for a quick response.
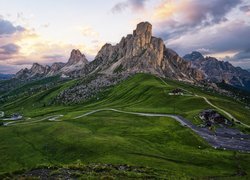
[14,22,203,83]
[13,22,249,91]
[183,51,250,90]
[15,49,88,79]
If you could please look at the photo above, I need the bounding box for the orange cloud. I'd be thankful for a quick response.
[0,20,104,71]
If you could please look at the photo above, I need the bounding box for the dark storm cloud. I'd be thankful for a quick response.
[221,49,250,69]
[0,18,25,35]
[0,43,20,61]
[166,21,250,56]
[0,43,20,55]
[233,49,250,61]
[202,22,250,53]
[156,0,242,40]
[111,0,148,13]
[240,5,250,13]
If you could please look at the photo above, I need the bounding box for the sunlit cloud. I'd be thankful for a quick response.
[0,17,104,73]
[0,0,250,73]
[80,26,99,38]
[153,0,242,39]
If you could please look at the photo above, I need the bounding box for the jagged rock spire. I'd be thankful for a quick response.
[133,22,152,46]
[67,49,88,66]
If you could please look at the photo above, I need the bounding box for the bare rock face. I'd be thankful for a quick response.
[30,63,47,75]
[60,49,88,75]
[132,22,152,55]
[15,68,30,79]
[14,22,203,83]
[67,49,88,66]
[89,22,203,82]
[47,62,65,76]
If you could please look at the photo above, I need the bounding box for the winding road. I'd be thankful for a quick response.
[159,77,250,128]
[2,107,250,152]
[74,108,250,152]
[3,115,63,126]
[195,95,250,128]
[1,77,250,152]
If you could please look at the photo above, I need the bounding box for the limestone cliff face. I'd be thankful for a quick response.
[14,22,204,82]
[90,22,203,82]
[60,49,88,75]
[47,62,65,76]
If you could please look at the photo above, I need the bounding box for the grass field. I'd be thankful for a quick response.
[0,73,250,178]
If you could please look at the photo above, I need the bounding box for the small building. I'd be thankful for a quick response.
[169,88,184,96]
[199,109,233,127]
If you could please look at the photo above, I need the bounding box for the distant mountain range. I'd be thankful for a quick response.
[15,49,88,79]
[0,74,14,80]
[12,22,250,91]
[183,51,250,91]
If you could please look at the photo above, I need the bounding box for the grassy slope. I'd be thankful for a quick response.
[0,73,250,178]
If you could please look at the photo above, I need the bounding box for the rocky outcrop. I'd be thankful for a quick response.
[15,68,30,79]
[183,51,204,61]
[81,22,203,82]
[183,51,250,90]
[47,62,65,76]
[60,49,88,75]
[14,22,204,83]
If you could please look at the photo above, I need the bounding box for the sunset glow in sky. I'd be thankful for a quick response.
[0,0,250,73]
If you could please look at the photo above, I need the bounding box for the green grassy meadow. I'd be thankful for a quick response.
[0,73,250,178]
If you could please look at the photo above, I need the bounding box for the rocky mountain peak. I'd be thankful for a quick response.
[31,62,43,69]
[67,49,88,66]
[183,52,250,90]
[59,49,88,75]
[133,22,152,40]
[89,22,204,82]
[132,22,153,50]
[183,51,204,61]
[13,22,204,83]
[30,63,46,74]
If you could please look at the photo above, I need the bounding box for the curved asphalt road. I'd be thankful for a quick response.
[3,115,63,126]
[74,108,250,152]
[159,77,250,128]
[2,107,250,152]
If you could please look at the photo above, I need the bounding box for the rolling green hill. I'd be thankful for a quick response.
[0,73,250,178]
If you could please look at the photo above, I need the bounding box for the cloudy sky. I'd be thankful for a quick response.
[0,0,250,73]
